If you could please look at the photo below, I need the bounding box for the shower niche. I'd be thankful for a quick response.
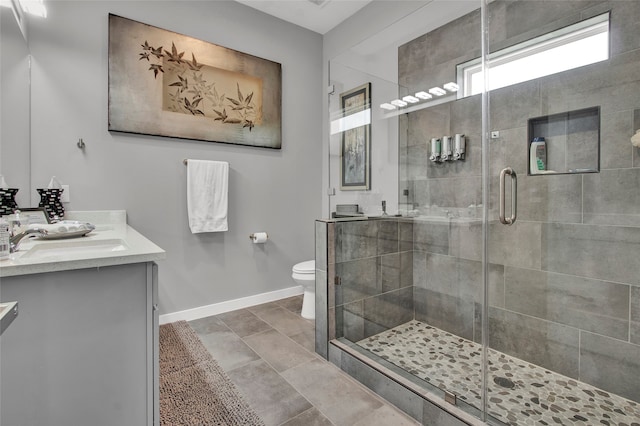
[527,106,600,175]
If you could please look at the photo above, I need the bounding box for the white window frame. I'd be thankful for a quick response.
[458,12,610,97]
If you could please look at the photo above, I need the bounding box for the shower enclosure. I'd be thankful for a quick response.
[317,1,640,424]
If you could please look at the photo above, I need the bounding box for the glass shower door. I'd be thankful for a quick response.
[485,1,640,424]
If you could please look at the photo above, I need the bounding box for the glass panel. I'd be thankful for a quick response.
[487,1,640,425]
[329,1,487,421]
[328,61,402,218]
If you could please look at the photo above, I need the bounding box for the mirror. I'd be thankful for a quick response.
[1,3,31,207]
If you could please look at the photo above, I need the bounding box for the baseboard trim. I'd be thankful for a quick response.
[159,285,303,325]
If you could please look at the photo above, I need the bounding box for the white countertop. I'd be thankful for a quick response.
[0,210,165,277]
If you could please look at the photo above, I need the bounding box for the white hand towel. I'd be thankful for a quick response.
[187,160,229,233]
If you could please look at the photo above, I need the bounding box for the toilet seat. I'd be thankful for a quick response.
[292,260,315,274]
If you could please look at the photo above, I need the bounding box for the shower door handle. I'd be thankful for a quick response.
[499,167,517,225]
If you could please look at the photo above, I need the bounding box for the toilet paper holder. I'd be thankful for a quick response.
[249,232,269,243]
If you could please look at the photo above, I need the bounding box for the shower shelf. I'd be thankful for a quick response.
[527,106,600,176]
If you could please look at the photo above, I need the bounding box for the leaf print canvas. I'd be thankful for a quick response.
[108,14,281,149]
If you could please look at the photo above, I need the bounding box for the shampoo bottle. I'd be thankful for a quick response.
[530,137,546,174]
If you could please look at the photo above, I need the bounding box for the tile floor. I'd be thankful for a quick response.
[188,295,420,426]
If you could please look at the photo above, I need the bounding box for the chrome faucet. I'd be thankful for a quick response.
[10,228,48,253]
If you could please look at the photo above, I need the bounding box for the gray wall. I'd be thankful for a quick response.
[401,0,640,402]
[26,1,323,315]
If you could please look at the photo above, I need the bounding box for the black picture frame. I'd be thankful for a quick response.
[340,83,371,190]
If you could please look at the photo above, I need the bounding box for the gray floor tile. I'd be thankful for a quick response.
[216,308,273,337]
[277,295,304,314]
[281,359,385,425]
[197,329,260,372]
[289,327,316,353]
[188,315,230,335]
[227,359,312,426]
[247,300,282,315]
[279,407,334,426]
[243,329,316,372]
[254,306,314,337]
[193,298,418,426]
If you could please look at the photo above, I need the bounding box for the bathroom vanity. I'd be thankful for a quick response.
[0,211,165,426]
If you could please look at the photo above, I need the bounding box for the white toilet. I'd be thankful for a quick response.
[292,260,315,320]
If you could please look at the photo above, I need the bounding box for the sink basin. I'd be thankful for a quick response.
[20,239,129,260]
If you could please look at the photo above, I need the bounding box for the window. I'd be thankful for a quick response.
[458,12,610,97]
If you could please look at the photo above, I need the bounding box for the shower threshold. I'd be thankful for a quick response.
[357,320,640,426]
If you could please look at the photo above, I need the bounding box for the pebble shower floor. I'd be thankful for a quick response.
[357,320,640,426]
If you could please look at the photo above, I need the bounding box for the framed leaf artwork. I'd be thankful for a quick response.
[108,14,282,149]
[340,83,371,190]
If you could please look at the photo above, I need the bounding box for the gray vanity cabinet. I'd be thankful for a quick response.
[0,262,159,426]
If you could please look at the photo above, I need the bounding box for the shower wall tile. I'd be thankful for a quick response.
[580,331,640,402]
[600,110,634,170]
[503,1,599,41]
[335,257,379,306]
[565,131,599,172]
[606,0,640,55]
[632,286,640,345]
[335,220,378,263]
[400,251,413,289]
[539,50,640,116]
[449,95,482,137]
[486,307,580,379]
[489,221,542,270]
[504,267,630,341]
[428,176,482,209]
[489,80,541,131]
[399,220,414,252]
[407,103,450,146]
[378,250,412,293]
[448,221,482,262]
[328,223,335,266]
[341,301,364,343]
[413,250,428,289]
[422,399,469,426]
[315,268,328,358]
[419,253,505,308]
[380,253,400,293]
[377,220,399,255]
[500,127,527,175]
[363,287,413,337]
[405,144,429,179]
[413,219,449,255]
[315,221,327,272]
[583,168,640,227]
[542,223,640,285]
[419,254,480,300]
[414,286,474,340]
[515,174,583,223]
[411,179,429,209]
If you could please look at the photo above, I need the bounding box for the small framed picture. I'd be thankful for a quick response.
[340,83,371,191]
